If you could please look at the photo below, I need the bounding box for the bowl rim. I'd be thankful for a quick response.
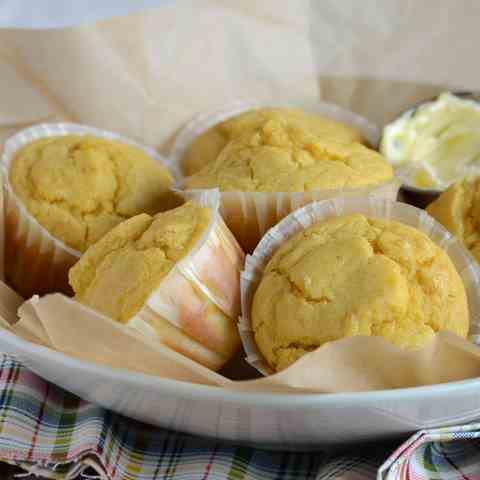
[4,327,480,408]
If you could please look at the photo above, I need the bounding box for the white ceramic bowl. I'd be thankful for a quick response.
[1,328,480,451]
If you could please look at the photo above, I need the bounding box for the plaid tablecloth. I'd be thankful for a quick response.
[0,353,478,480]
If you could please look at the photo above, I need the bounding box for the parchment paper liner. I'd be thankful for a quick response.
[1,8,480,394]
[238,194,480,376]
[171,100,399,252]
[1,123,177,298]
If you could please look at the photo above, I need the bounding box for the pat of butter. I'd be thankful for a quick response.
[380,92,480,190]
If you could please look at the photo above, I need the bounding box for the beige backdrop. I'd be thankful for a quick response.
[0,0,478,150]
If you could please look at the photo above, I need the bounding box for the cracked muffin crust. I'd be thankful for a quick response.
[427,178,480,262]
[69,201,212,322]
[182,107,364,176]
[10,135,175,252]
[252,214,469,371]
[185,119,392,192]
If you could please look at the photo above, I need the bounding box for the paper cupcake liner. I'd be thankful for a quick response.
[178,180,400,253]
[170,99,398,252]
[239,194,480,376]
[126,189,245,371]
[1,123,176,299]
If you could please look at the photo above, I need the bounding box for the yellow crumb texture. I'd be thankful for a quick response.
[182,107,364,176]
[252,214,469,372]
[10,135,175,252]
[185,119,393,192]
[427,178,480,262]
[69,201,212,323]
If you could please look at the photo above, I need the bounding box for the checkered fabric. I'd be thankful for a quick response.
[0,353,478,480]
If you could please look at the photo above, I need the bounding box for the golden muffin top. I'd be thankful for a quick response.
[182,107,364,176]
[10,135,175,252]
[185,119,392,192]
[427,177,480,261]
[69,201,212,323]
[252,214,469,372]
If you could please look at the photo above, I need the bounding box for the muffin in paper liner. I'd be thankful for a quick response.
[77,188,245,371]
[171,100,399,252]
[239,194,480,376]
[1,123,178,298]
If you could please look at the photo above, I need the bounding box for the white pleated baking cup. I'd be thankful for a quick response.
[170,98,382,175]
[239,194,480,376]
[178,179,401,253]
[1,122,176,298]
[126,188,245,371]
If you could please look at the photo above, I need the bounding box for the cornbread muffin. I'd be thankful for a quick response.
[185,119,392,192]
[10,135,175,253]
[183,108,364,176]
[69,201,242,369]
[252,214,469,371]
[427,178,480,261]
[69,201,211,321]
